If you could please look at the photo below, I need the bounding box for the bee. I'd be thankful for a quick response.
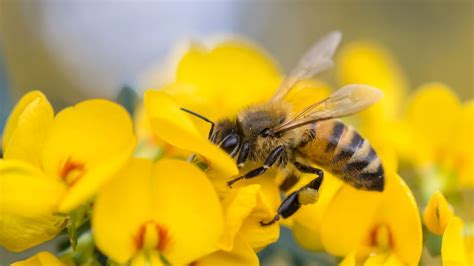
[181,31,384,226]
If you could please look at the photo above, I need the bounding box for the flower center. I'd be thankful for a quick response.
[369,224,393,250]
[134,221,170,252]
[59,157,85,187]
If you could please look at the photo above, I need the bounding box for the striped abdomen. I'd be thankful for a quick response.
[297,120,384,191]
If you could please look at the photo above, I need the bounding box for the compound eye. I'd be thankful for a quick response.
[220,134,240,156]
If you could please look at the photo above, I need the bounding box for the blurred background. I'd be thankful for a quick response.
[0,0,472,265]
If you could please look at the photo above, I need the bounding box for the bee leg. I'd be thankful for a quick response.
[260,214,280,226]
[227,145,285,188]
[260,190,299,226]
[260,165,323,226]
[279,173,299,192]
[237,141,251,168]
[294,163,324,192]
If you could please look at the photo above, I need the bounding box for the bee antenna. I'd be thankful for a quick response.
[180,108,215,139]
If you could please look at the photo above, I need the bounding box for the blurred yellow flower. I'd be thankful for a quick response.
[93,158,223,265]
[321,172,422,266]
[338,41,473,191]
[1,91,136,251]
[423,191,454,235]
[11,251,64,266]
[424,192,473,266]
[337,41,408,122]
[167,41,282,122]
[405,84,474,188]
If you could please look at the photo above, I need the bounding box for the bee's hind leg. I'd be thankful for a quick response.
[260,162,324,226]
[279,173,299,192]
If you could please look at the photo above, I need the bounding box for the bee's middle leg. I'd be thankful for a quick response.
[227,145,285,188]
[260,162,324,226]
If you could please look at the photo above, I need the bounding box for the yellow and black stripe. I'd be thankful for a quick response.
[298,120,384,191]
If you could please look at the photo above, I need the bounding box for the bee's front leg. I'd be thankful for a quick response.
[236,141,251,168]
[227,145,285,188]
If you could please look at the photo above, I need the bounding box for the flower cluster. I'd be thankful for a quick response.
[2,37,472,266]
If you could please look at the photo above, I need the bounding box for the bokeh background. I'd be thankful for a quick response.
[0,0,472,265]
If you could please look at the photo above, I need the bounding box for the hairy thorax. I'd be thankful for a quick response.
[236,102,298,165]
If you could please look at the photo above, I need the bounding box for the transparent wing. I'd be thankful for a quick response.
[271,31,342,102]
[273,84,383,134]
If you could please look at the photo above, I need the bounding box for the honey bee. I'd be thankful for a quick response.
[181,31,384,226]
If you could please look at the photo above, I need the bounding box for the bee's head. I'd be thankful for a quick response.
[211,118,242,157]
[180,108,243,158]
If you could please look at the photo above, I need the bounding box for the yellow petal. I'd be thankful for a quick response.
[321,173,422,266]
[144,90,238,177]
[94,158,224,265]
[292,172,344,251]
[442,216,468,266]
[464,235,474,265]
[382,254,405,266]
[0,159,66,216]
[196,235,259,266]
[93,159,153,264]
[130,251,164,266]
[2,90,54,167]
[41,99,136,212]
[340,251,357,266]
[58,141,135,212]
[363,252,390,266]
[423,191,454,235]
[150,159,224,264]
[320,184,382,256]
[218,184,279,252]
[0,160,67,252]
[337,42,407,121]
[374,173,423,266]
[176,41,281,117]
[405,83,461,164]
[11,251,64,266]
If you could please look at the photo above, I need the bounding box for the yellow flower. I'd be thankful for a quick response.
[338,41,473,189]
[1,91,136,251]
[405,84,474,188]
[11,251,64,266]
[320,172,422,266]
[423,191,454,235]
[424,192,473,266]
[337,41,408,122]
[92,158,223,265]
